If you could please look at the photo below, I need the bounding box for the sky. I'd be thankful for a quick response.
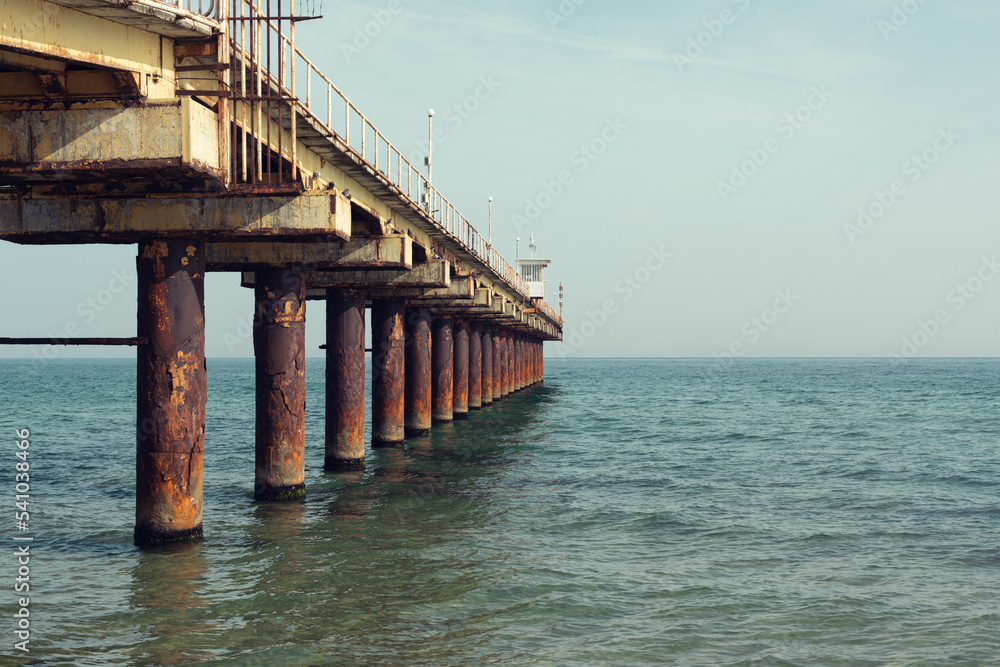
[2,0,998,359]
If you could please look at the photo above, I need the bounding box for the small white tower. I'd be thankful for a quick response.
[516,233,551,299]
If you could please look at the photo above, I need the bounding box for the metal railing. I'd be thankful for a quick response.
[223,1,530,298]
[154,0,221,20]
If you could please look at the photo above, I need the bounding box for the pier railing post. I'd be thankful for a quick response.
[135,238,207,547]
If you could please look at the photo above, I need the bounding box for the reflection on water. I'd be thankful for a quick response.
[6,359,999,665]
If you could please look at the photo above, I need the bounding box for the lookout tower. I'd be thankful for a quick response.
[517,234,551,299]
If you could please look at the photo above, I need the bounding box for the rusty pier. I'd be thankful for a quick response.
[0,0,562,546]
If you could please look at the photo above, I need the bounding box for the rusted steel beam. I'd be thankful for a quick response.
[371,300,405,447]
[254,267,307,501]
[432,317,454,423]
[135,238,206,547]
[325,291,366,472]
[405,307,432,438]
[453,319,469,421]
[0,337,146,346]
[481,327,493,406]
[469,323,482,411]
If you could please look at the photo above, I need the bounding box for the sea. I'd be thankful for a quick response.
[0,357,998,666]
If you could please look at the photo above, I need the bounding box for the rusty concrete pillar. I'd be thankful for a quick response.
[372,300,406,447]
[325,291,366,472]
[533,339,540,385]
[499,334,509,398]
[453,319,470,420]
[405,307,432,437]
[515,337,522,391]
[509,336,516,394]
[492,330,502,401]
[481,327,493,407]
[432,317,454,423]
[254,267,306,502]
[135,239,206,547]
[524,338,530,388]
[469,323,482,410]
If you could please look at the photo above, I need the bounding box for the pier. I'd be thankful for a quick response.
[0,0,562,545]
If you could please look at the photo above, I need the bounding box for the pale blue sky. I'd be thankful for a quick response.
[2,0,998,358]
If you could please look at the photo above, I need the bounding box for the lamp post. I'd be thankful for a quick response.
[425,109,434,212]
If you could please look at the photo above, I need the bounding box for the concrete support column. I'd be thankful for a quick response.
[492,330,502,401]
[253,267,307,502]
[541,339,545,383]
[481,327,493,406]
[405,307,432,437]
[507,336,514,395]
[469,323,482,410]
[535,340,541,385]
[135,239,206,547]
[515,337,523,391]
[372,300,406,447]
[432,317,454,423]
[453,319,470,420]
[500,334,509,398]
[325,291,366,472]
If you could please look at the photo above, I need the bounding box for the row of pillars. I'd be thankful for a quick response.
[134,239,546,546]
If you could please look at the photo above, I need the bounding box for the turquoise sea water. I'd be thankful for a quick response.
[1,358,998,665]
